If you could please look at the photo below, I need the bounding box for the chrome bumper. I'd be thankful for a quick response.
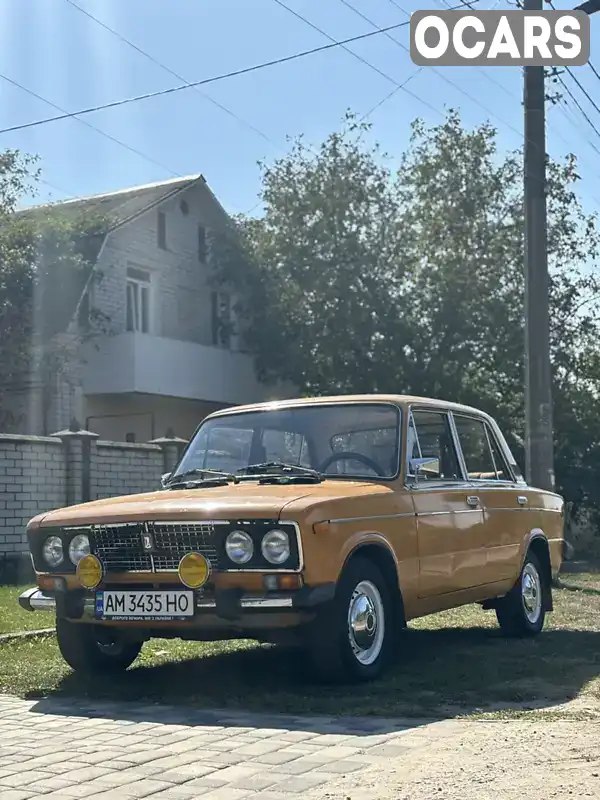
[19,582,335,620]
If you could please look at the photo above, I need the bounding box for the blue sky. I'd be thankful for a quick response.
[1,0,599,217]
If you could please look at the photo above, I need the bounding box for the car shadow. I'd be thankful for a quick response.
[27,624,600,729]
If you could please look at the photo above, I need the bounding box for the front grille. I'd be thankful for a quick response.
[90,521,219,574]
[153,522,219,571]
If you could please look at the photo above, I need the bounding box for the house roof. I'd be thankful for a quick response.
[18,174,205,229]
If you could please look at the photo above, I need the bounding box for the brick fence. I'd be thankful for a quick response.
[0,423,187,579]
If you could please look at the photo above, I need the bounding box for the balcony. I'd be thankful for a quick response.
[82,332,275,405]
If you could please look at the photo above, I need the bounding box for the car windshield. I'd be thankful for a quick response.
[173,403,401,481]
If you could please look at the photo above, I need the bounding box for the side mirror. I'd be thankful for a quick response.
[409,457,440,480]
[160,472,171,488]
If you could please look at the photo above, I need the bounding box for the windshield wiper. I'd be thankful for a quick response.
[165,468,239,487]
[237,462,322,481]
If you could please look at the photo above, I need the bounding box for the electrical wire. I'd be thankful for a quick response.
[64,0,279,148]
[555,71,600,142]
[0,73,180,178]
[433,0,511,90]
[564,67,600,122]
[276,0,525,142]
[273,0,444,116]
[546,0,600,105]
[0,19,416,136]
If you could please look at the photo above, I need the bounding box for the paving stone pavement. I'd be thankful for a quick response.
[0,694,459,799]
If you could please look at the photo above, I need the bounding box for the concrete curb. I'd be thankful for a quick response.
[0,628,55,644]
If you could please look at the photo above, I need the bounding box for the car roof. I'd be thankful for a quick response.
[208,394,493,422]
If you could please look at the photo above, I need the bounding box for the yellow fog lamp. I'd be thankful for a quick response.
[76,554,103,589]
[178,552,210,589]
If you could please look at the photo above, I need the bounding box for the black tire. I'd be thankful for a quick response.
[305,556,393,684]
[56,618,142,674]
[496,551,546,637]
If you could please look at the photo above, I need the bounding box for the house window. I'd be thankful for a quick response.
[211,291,231,348]
[126,267,151,333]
[157,211,167,250]
[198,224,207,263]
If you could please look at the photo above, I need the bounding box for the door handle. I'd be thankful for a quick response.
[517,496,528,506]
[466,496,480,507]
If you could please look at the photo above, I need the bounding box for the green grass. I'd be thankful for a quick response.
[0,585,54,635]
[1,574,600,719]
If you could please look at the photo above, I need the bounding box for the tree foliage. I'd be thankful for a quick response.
[214,111,600,531]
[0,150,110,430]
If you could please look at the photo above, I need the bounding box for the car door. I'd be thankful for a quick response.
[452,413,528,584]
[408,407,487,597]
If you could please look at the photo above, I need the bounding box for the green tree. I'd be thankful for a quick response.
[215,111,600,530]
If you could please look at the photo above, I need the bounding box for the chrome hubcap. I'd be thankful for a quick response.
[347,580,385,666]
[522,563,542,624]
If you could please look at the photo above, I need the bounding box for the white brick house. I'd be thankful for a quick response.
[12,175,281,442]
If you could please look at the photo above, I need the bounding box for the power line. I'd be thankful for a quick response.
[546,0,600,107]
[433,0,512,93]
[587,61,600,82]
[37,177,76,199]
[0,20,415,136]
[64,0,279,148]
[0,73,180,178]
[273,0,443,116]
[553,92,600,156]
[280,0,525,143]
[564,66,600,121]
[357,70,423,124]
[555,71,600,142]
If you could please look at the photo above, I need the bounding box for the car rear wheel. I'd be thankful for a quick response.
[496,551,546,637]
[305,556,393,683]
[56,618,143,674]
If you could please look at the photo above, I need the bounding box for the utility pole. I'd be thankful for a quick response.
[521,0,600,490]
[523,0,554,491]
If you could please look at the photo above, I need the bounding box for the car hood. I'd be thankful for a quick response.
[31,480,394,529]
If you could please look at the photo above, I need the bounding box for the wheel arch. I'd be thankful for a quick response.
[342,540,406,628]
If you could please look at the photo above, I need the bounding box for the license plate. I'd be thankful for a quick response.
[95,590,194,621]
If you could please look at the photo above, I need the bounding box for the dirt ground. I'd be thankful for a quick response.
[311,704,600,800]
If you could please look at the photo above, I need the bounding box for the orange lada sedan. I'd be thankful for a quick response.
[20,395,566,683]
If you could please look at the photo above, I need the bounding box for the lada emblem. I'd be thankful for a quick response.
[141,532,154,552]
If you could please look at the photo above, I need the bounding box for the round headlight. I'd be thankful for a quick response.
[225,530,254,564]
[42,536,64,567]
[261,529,290,565]
[68,534,90,565]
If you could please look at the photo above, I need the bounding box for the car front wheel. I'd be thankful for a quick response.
[305,556,392,683]
[56,618,143,674]
[496,551,546,637]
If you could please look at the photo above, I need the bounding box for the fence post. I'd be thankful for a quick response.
[52,419,99,505]
[149,428,188,476]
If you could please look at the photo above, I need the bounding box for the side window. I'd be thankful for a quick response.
[408,410,462,481]
[453,416,510,480]
[487,426,514,481]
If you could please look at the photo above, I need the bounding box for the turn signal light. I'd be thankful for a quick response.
[38,575,66,592]
[278,574,302,591]
[313,521,330,535]
[263,574,302,591]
